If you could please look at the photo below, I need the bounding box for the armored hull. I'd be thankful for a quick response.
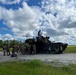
[25,36,68,54]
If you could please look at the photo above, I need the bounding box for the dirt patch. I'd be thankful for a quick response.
[0,52,76,66]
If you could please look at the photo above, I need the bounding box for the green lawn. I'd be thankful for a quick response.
[64,46,76,53]
[0,60,76,75]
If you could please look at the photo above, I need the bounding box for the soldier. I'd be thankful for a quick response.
[27,44,31,54]
[33,44,36,54]
[11,44,17,57]
[2,44,7,56]
[21,44,26,55]
[38,30,43,42]
[12,44,15,55]
[30,44,33,54]
[6,45,10,56]
[38,30,42,37]
[25,45,29,54]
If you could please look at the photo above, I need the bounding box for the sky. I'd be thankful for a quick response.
[0,0,76,45]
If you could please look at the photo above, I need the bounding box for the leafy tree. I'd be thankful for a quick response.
[0,40,3,47]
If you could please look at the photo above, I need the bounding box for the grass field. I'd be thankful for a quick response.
[0,60,76,75]
[0,46,76,75]
[64,45,76,53]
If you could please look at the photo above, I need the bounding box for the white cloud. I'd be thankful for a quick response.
[0,0,21,4]
[0,2,39,37]
[54,35,76,45]
[0,34,14,40]
[39,0,76,45]
[0,0,76,45]
[0,34,2,40]
[3,34,14,40]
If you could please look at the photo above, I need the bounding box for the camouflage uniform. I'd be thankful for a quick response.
[2,45,7,56]
[6,45,10,56]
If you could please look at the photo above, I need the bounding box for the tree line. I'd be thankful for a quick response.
[0,40,25,48]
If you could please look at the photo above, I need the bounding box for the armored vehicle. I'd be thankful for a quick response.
[25,30,68,54]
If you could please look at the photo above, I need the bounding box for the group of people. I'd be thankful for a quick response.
[2,30,43,56]
[2,44,36,57]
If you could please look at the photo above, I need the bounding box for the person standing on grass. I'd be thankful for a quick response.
[6,45,10,56]
[2,44,7,56]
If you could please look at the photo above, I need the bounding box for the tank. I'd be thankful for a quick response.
[25,35,68,54]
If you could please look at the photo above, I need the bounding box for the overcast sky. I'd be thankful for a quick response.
[0,0,76,45]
